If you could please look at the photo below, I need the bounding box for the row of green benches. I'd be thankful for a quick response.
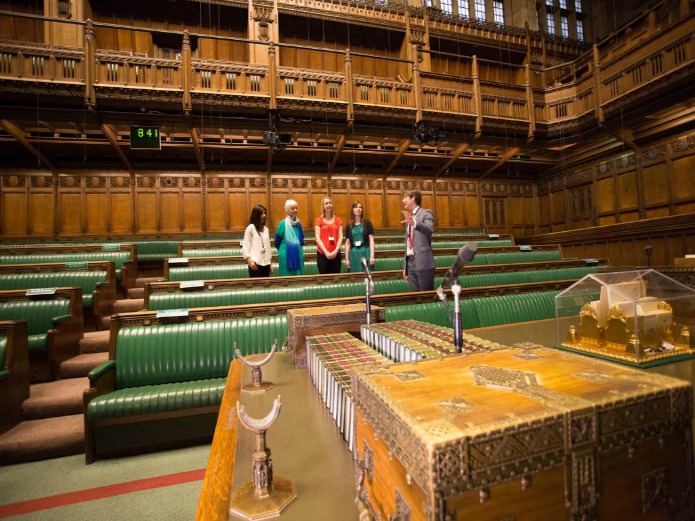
[0,231,494,262]
[179,240,514,258]
[0,262,118,329]
[0,288,83,381]
[167,250,565,281]
[0,244,137,288]
[149,266,598,311]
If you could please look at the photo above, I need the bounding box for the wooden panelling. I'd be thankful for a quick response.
[160,192,180,232]
[111,193,133,234]
[2,193,27,236]
[464,194,479,227]
[59,193,82,235]
[619,210,640,222]
[509,197,524,230]
[616,170,638,209]
[550,190,566,223]
[182,192,203,233]
[595,176,615,214]
[228,193,248,232]
[366,193,384,228]
[598,214,618,226]
[206,192,229,232]
[435,195,450,227]
[676,201,695,214]
[86,193,109,235]
[136,191,158,233]
[385,187,402,228]
[645,206,670,219]
[537,193,550,227]
[642,163,670,205]
[672,155,695,201]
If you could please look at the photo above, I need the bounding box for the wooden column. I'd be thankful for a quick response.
[182,31,192,114]
[472,55,482,139]
[412,46,422,124]
[84,19,96,109]
[268,42,277,111]
[345,50,354,123]
[592,45,604,124]
[525,64,535,141]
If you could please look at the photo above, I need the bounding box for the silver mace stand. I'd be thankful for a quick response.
[229,397,297,520]
[235,340,277,395]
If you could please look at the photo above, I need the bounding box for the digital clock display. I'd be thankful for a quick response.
[130,126,161,149]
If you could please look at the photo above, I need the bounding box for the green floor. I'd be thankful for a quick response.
[0,445,210,520]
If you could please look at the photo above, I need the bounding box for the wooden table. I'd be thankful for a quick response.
[195,353,359,521]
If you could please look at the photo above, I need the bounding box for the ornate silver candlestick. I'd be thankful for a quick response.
[235,340,277,394]
[229,397,297,520]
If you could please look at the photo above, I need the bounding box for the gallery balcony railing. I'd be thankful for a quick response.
[0,1,692,132]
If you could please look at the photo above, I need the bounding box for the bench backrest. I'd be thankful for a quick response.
[385,290,561,329]
[113,316,287,388]
[0,253,130,278]
[0,272,107,306]
[0,300,71,335]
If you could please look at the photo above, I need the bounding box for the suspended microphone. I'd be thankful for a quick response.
[436,242,478,308]
[361,257,375,294]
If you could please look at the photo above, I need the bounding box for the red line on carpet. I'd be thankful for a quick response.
[0,468,206,517]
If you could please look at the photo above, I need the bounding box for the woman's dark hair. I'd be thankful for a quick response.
[249,205,267,232]
[349,201,366,227]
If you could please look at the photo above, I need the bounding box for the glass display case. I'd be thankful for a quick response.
[555,270,695,365]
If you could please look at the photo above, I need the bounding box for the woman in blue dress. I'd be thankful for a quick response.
[344,201,375,273]
[274,198,305,276]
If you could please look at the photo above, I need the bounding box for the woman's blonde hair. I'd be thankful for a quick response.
[321,196,334,218]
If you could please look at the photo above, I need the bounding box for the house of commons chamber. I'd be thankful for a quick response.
[1,0,695,520]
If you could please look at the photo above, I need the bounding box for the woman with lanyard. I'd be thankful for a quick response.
[242,205,273,278]
[315,196,343,274]
[274,198,305,276]
[344,201,375,273]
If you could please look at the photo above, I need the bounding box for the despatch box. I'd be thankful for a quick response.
[352,346,694,520]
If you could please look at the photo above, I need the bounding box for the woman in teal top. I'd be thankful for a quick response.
[274,198,305,276]
[344,201,375,272]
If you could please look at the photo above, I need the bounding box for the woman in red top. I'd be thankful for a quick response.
[315,196,343,274]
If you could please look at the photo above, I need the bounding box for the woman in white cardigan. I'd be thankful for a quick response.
[242,204,273,278]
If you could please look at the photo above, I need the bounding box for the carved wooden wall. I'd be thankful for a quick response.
[536,133,695,234]
[0,172,538,239]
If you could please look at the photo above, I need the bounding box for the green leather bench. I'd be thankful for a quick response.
[149,267,587,312]
[0,320,30,434]
[0,244,137,289]
[0,261,117,328]
[166,251,564,281]
[84,311,286,462]
[167,261,327,281]
[385,290,561,329]
[0,288,83,382]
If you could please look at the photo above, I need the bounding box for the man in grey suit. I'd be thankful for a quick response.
[401,189,435,291]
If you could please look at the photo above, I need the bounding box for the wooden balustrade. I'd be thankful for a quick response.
[0,3,691,129]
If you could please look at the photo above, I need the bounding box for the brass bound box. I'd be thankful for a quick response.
[352,345,694,520]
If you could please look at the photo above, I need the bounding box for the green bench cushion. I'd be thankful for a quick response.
[28,334,48,353]
[0,300,70,336]
[114,316,286,388]
[385,290,561,329]
[0,271,108,307]
[0,300,71,353]
[132,241,179,261]
[0,253,130,280]
[85,378,227,421]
